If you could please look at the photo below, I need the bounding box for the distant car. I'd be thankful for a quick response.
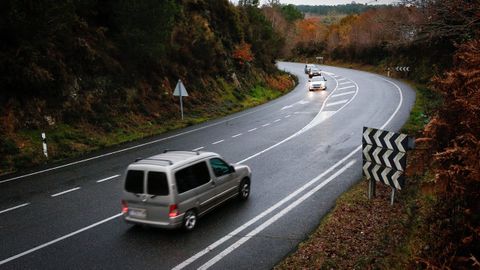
[308,67,321,78]
[307,76,327,91]
[304,64,316,74]
[121,150,252,231]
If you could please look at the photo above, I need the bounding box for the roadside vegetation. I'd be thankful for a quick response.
[269,0,480,268]
[0,0,296,174]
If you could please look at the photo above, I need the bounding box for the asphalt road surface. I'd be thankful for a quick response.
[0,62,415,270]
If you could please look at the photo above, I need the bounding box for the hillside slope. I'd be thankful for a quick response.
[0,0,292,174]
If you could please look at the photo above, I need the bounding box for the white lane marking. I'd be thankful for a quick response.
[0,213,123,266]
[0,93,295,185]
[212,140,224,145]
[262,123,271,127]
[176,73,406,270]
[198,160,357,270]
[331,91,356,98]
[0,203,30,215]
[231,133,243,138]
[297,100,309,105]
[192,147,205,151]
[326,99,349,107]
[0,72,405,267]
[337,78,347,81]
[338,85,356,90]
[284,115,291,118]
[96,175,120,183]
[281,105,294,110]
[273,119,281,123]
[50,187,81,198]
[174,148,360,270]
[247,128,257,132]
[338,81,351,85]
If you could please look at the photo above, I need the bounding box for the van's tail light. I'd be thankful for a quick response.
[169,204,179,218]
[121,200,128,214]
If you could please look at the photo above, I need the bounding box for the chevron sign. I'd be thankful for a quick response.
[362,127,414,190]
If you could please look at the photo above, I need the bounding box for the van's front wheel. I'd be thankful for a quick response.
[183,210,197,231]
[238,178,250,201]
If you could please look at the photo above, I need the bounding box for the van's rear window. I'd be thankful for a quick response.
[125,170,144,194]
[147,171,169,196]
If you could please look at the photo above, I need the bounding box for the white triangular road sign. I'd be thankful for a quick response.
[173,80,189,97]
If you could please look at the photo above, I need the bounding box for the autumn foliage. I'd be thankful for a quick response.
[232,42,254,65]
[417,39,480,269]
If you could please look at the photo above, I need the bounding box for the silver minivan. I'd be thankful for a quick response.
[121,150,251,230]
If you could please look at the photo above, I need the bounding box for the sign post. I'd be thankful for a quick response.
[173,79,189,120]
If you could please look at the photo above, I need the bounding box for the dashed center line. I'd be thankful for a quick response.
[212,140,224,145]
[285,115,291,118]
[192,147,205,151]
[273,119,281,123]
[51,187,81,198]
[96,175,120,183]
[232,133,243,138]
[331,91,356,98]
[0,203,30,215]
[262,123,271,127]
[248,128,257,132]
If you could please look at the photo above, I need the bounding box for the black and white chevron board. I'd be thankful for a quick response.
[362,127,414,191]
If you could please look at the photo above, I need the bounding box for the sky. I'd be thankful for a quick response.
[260,0,398,5]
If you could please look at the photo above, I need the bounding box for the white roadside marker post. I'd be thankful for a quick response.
[41,132,48,158]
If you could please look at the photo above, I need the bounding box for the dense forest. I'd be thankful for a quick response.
[0,0,293,172]
[262,0,479,268]
[296,3,389,16]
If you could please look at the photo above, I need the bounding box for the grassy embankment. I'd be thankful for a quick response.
[4,73,296,174]
[275,64,442,269]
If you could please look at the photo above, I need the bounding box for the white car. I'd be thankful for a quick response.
[307,76,327,91]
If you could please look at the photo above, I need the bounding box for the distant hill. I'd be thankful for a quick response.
[296,3,390,15]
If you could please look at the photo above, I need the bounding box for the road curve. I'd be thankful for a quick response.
[0,62,415,269]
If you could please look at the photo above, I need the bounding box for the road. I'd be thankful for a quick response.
[0,62,415,269]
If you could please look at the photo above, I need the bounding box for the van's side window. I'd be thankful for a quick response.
[147,171,169,196]
[175,162,210,194]
[209,158,232,177]
[125,170,144,194]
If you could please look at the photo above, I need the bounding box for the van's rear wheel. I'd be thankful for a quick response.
[183,210,197,231]
[238,178,250,201]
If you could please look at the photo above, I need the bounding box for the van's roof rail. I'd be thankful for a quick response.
[136,158,173,165]
[163,149,200,155]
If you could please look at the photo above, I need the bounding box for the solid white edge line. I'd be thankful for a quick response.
[173,146,361,270]
[0,213,123,266]
[212,140,225,145]
[96,175,121,183]
[50,187,81,198]
[192,147,205,151]
[198,160,357,270]
[0,203,30,215]
[175,73,405,270]
[0,88,296,185]
[0,70,405,268]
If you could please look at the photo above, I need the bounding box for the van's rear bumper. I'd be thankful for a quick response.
[123,213,184,229]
